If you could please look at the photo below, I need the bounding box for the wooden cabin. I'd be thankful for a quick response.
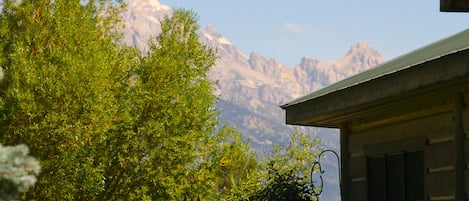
[281,29,469,201]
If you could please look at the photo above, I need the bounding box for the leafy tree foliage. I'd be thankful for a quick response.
[265,131,321,178]
[0,1,323,200]
[0,0,134,200]
[0,0,260,199]
[248,132,321,201]
[249,169,315,201]
[98,9,223,200]
[205,126,259,200]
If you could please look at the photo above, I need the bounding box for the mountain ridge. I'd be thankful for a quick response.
[121,1,384,200]
[121,0,384,151]
[198,24,384,151]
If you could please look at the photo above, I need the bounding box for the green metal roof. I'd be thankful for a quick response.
[281,28,469,109]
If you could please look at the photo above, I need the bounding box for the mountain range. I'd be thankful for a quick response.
[121,0,384,200]
[122,0,383,151]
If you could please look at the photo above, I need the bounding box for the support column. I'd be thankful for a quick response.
[340,123,350,201]
[453,94,466,201]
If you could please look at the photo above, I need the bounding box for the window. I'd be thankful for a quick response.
[367,151,424,201]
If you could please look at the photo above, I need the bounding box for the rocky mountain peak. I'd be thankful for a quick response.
[343,41,383,69]
[200,25,234,47]
[294,42,384,88]
[345,41,381,59]
[347,40,373,53]
[200,25,248,73]
[201,25,221,39]
[121,0,172,51]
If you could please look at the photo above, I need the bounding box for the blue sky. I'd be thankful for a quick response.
[159,0,468,67]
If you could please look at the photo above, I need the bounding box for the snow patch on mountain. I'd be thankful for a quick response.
[127,0,170,12]
[218,37,233,45]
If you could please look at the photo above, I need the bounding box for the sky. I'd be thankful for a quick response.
[158,0,468,67]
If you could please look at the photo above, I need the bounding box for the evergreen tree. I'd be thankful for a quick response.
[0,144,40,201]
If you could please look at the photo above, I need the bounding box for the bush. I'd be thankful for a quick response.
[249,166,315,201]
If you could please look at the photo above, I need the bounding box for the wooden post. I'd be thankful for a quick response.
[453,94,466,201]
[340,123,350,201]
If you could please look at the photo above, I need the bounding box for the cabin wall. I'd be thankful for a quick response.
[344,93,469,201]
[348,112,452,201]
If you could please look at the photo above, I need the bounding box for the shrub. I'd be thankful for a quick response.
[0,144,40,201]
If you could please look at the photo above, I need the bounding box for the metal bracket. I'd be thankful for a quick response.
[311,149,341,200]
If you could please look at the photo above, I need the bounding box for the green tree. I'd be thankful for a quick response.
[0,1,254,199]
[0,0,136,199]
[202,126,259,200]
[249,132,321,201]
[0,1,323,200]
[119,9,218,200]
[249,168,315,201]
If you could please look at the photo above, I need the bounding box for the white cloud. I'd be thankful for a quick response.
[283,21,304,34]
